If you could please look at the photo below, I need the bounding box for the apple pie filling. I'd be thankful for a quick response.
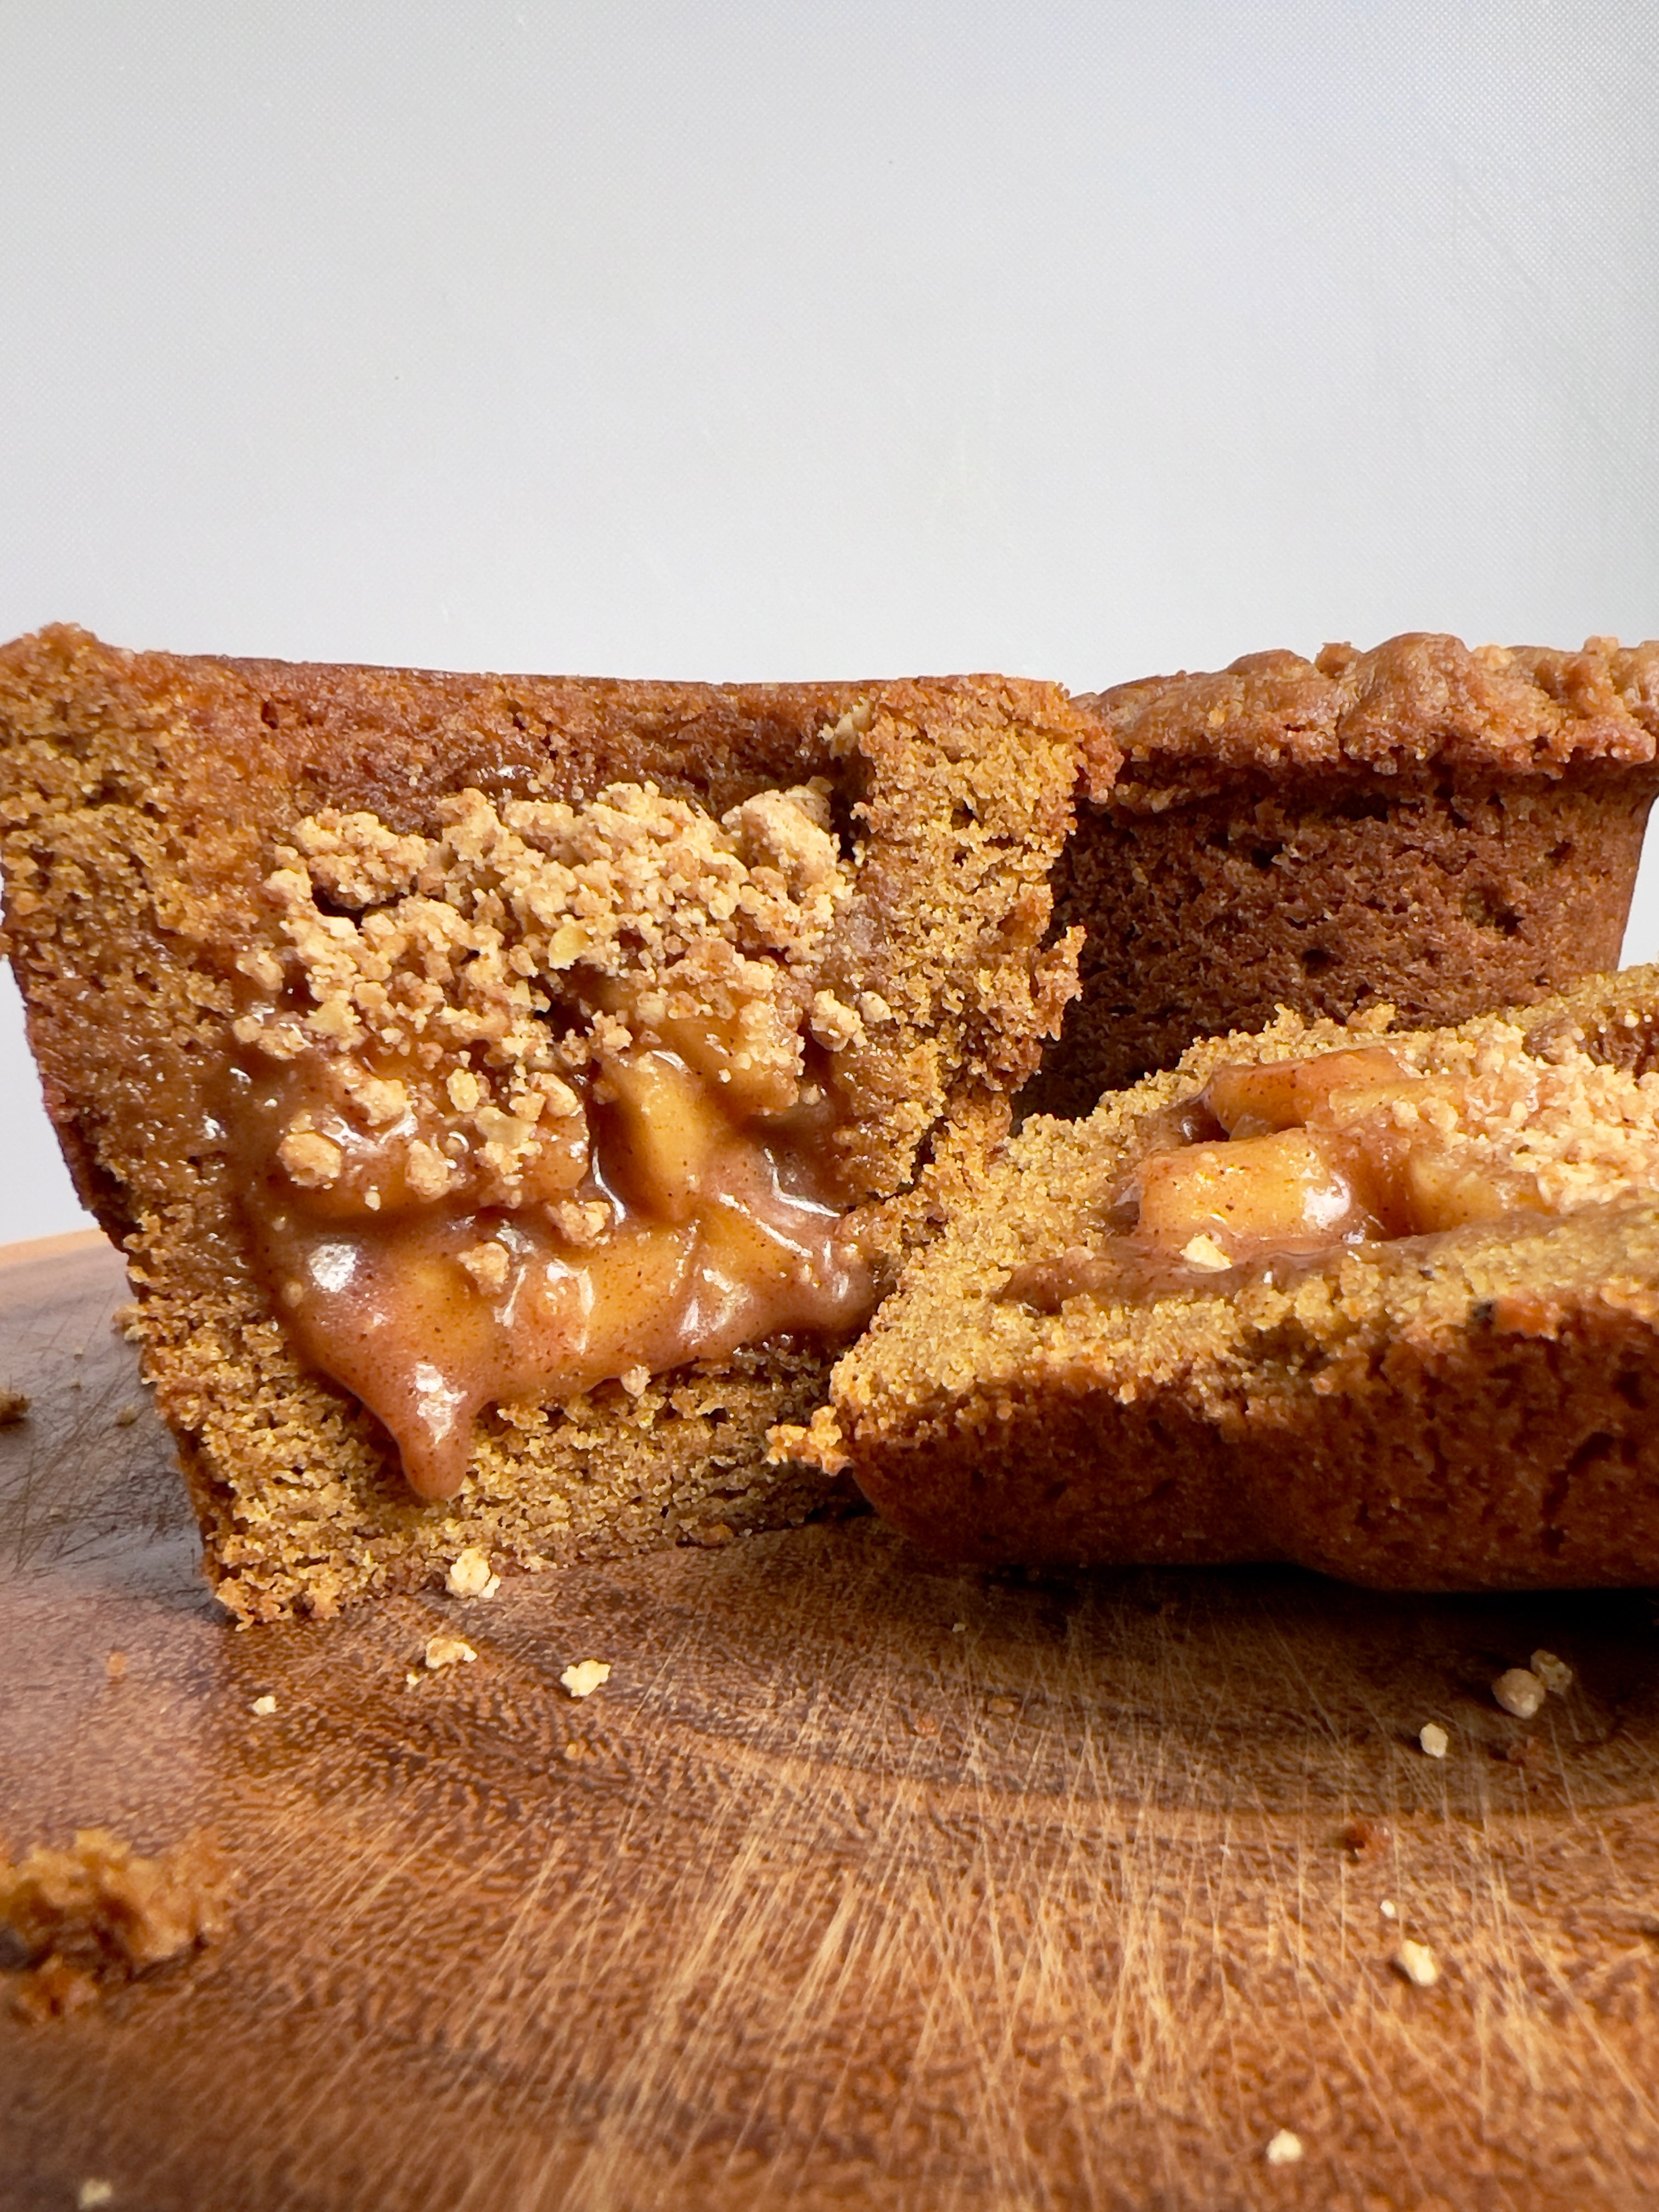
[225,778,878,1498]
[1007,1030,1659,1312]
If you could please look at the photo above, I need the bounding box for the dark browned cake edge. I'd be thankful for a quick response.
[0,625,1089,1621]
[1027,633,1659,1115]
[809,967,1659,1591]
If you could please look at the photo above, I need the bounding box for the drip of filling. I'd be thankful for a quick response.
[225,776,879,1498]
[1007,1034,1659,1313]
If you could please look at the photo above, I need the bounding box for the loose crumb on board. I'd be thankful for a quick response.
[1393,1939,1441,1988]
[1531,1649,1574,1694]
[1493,1668,1546,1719]
[561,1660,611,1700]
[1419,1722,1450,1758]
[0,1827,234,2022]
[78,2182,115,2210]
[105,1651,127,1683]
[0,1387,29,1425]
[250,1695,277,1717]
[1264,2129,1304,2166]
[424,1635,478,1671]
[445,1547,500,1601]
[112,1404,139,1429]
[1380,1899,1398,1920]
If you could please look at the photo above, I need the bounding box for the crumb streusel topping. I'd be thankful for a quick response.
[226,775,879,1499]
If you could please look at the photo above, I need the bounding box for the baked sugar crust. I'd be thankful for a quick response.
[1030,633,1659,1113]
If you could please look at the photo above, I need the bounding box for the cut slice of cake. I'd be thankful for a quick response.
[790,967,1659,1589]
[0,626,1093,1621]
[1028,633,1659,1115]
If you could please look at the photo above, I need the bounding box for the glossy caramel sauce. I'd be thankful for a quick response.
[1002,1046,1559,1313]
[223,778,881,1499]
[230,1044,872,1499]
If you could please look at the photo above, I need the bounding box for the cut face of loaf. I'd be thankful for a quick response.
[795,968,1659,1590]
[0,627,1090,1621]
[1028,632,1659,1115]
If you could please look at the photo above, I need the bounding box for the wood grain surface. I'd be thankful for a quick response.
[5,1238,1659,2210]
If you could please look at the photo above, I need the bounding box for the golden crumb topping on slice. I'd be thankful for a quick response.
[233,777,856,1209]
[1079,632,1659,804]
[222,775,881,1501]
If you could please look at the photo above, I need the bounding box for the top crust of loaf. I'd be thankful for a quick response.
[1077,633,1659,808]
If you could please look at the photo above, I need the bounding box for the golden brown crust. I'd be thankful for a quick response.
[819,967,1659,1590]
[1028,633,1659,1113]
[0,626,1088,1620]
[1081,633,1659,803]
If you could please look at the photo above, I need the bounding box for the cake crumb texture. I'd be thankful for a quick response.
[1,1827,233,2022]
[244,775,860,1209]
[1034,632,1659,1110]
[1393,1939,1441,1989]
[819,966,1659,1589]
[1493,1668,1546,1719]
[1531,1649,1573,1693]
[0,626,1088,1619]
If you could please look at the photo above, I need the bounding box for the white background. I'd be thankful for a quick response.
[3,0,1657,1241]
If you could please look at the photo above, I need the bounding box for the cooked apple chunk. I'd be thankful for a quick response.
[228,782,882,1498]
[1116,1037,1588,1271]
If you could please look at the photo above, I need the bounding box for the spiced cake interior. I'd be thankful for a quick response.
[794,969,1659,1587]
[9,623,1659,1609]
[0,625,1091,1619]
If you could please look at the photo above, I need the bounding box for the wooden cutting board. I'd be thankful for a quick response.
[5,1235,1659,2211]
